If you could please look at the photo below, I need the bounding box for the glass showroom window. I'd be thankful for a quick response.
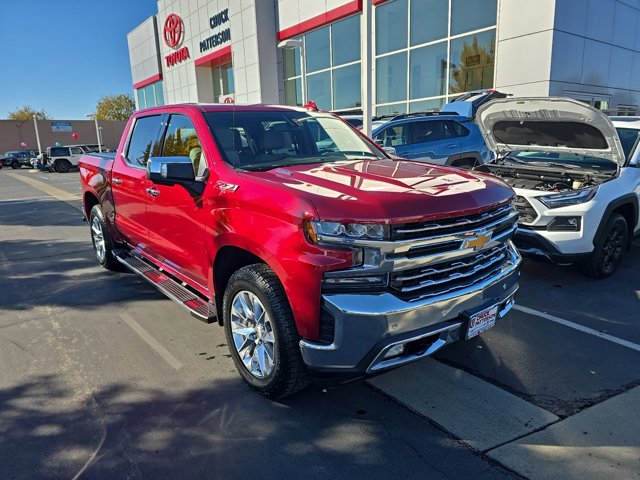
[283,15,361,110]
[212,63,235,101]
[136,80,164,109]
[374,0,497,115]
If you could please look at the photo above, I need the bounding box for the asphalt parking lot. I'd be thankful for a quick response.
[1,167,639,479]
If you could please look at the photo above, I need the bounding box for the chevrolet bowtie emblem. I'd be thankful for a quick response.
[464,233,492,251]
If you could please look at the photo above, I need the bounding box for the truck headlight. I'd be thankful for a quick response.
[537,187,598,209]
[306,220,390,242]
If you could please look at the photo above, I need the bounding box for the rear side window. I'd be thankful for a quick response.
[445,120,470,138]
[409,120,448,144]
[126,115,163,168]
[615,127,640,161]
[375,124,408,147]
[49,147,70,156]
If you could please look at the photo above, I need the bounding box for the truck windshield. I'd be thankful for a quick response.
[204,110,385,171]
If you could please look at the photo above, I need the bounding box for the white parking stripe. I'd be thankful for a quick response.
[120,312,184,370]
[514,305,640,353]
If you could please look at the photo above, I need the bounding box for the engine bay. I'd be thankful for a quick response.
[477,162,616,193]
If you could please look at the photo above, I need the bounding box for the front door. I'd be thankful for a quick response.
[145,113,211,287]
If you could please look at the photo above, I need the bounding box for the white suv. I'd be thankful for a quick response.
[476,97,639,277]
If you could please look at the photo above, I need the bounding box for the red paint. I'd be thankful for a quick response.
[372,0,390,4]
[278,0,362,41]
[194,45,232,67]
[134,74,163,90]
[163,13,184,48]
[79,104,514,341]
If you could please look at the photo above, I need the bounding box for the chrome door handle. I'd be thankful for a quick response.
[145,187,160,197]
[112,177,122,185]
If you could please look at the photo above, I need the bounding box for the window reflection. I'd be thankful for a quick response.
[306,26,331,73]
[376,0,408,55]
[307,71,331,109]
[332,15,360,66]
[410,41,447,99]
[410,0,448,45]
[449,30,496,94]
[376,52,407,104]
[333,64,361,109]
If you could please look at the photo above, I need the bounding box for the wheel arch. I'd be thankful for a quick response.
[593,194,639,250]
[83,192,100,220]
[445,151,484,169]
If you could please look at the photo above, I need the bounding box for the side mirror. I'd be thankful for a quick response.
[147,156,203,195]
[383,146,397,156]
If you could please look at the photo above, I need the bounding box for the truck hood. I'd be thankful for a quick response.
[476,97,625,166]
[251,159,514,223]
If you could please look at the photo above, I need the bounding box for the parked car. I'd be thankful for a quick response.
[79,103,521,399]
[476,97,639,277]
[1,150,37,169]
[442,89,511,119]
[371,112,491,168]
[46,145,88,172]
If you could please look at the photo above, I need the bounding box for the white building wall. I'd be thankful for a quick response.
[494,0,556,96]
[276,0,355,33]
[127,16,162,107]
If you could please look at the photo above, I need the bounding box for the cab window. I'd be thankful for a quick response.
[70,147,84,155]
[125,115,163,168]
[161,114,207,178]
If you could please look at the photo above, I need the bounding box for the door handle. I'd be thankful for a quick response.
[446,144,457,149]
[146,187,160,197]
[112,177,122,185]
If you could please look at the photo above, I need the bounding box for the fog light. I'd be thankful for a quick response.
[547,216,581,231]
[383,344,405,359]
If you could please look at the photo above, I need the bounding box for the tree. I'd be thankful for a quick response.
[96,94,135,121]
[8,106,49,120]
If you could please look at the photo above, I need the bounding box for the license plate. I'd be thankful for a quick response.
[466,304,498,339]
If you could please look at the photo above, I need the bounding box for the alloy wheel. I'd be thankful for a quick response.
[230,290,275,379]
[601,224,625,274]
[91,216,106,263]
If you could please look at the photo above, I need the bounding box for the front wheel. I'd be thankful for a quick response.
[55,159,71,173]
[585,214,628,278]
[223,264,310,399]
[11,160,19,169]
[89,205,122,271]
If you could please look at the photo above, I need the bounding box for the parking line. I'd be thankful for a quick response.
[514,305,640,353]
[6,172,81,202]
[120,312,184,370]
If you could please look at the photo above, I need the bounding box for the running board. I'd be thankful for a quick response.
[115,250,216,323]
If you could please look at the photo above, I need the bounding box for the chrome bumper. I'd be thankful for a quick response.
[299,245,521,374]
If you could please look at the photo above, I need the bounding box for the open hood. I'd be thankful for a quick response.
[476,97,625,166]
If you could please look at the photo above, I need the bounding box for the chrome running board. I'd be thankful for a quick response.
[115,250,216,323]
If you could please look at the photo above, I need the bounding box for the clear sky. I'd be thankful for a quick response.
[0,0,158,120]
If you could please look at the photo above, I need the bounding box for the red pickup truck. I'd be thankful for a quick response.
[79,104,521,398]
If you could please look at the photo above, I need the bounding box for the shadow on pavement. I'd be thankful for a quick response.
[0,374,519,480]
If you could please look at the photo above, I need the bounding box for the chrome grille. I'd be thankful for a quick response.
[390,245,508,297]
[391,204,515,241]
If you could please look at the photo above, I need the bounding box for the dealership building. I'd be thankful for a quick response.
[128,0,640,117]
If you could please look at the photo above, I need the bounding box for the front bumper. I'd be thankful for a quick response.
[300,245,521,377]
[513,228,590,264]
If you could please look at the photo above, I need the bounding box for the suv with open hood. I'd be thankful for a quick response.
[476,97,639,277]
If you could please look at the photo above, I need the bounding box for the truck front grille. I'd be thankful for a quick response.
[390,245,508,298]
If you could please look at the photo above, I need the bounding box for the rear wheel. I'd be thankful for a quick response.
[585,214,628,278]
[89,205,122,271]
[11,160,19,169]
[55,159,71,173]
[223,264,310,399]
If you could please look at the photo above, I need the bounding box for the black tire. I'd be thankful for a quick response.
[585,214,628,278]
[11,160,19,169]
[89,205,122,271]
[223,264,310,399]
[55,159,71,173]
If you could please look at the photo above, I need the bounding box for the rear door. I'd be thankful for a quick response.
[145,112,211,287]
[407,120,458,163]
[111,114,164,250]
[373,123,411,158]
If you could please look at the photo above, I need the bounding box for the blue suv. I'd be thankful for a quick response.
[371,113,490,168]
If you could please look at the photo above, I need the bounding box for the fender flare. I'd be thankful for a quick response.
[445,151,484,169]
[593,194,639,248]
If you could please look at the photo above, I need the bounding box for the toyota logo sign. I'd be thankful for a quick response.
[164,14,184,49]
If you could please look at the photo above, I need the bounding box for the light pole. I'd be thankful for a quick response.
[278,38,306,106]
[98,126,103,150]
[33,114,42,155]
[85,113,102,153]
